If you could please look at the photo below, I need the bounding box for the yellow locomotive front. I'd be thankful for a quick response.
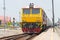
[21,3,43,34]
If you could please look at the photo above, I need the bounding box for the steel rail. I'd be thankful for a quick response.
[0,33,28,40]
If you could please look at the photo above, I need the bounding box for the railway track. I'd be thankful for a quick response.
[26,34,38,40]
[0,33,29,40]
[17,34,38,40]
[0,33,38,40]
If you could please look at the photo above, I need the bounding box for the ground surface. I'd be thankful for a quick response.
[0,27,60,40]
[0,27,23,38]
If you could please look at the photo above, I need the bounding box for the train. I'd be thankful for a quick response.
[20,3,52,34]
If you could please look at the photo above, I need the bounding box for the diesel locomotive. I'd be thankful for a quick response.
[20,3,52,34]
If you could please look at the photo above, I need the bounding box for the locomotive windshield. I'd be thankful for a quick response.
[32,8,40,14]
[23,9,30,14]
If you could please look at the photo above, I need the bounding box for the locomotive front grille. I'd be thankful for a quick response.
[22,22,41,28]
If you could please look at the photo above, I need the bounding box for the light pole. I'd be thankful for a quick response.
[52,0,55,32]
[3,0,6,30]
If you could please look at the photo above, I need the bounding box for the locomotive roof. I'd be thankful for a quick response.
[22,5,41,9]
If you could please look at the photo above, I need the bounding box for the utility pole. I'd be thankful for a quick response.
[52,0,55,32]
[3,0,6,30]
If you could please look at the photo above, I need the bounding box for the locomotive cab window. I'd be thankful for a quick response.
[23,9,30,14]
[32,8,40,14]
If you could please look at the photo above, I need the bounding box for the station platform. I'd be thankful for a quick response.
[0,27,23,38]
[32,28,60,40]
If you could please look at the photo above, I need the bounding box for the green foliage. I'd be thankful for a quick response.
[7,22,12,26]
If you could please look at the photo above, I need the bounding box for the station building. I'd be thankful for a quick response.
[0,16,11,24]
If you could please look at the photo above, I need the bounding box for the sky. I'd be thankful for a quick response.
[0,0,60,22]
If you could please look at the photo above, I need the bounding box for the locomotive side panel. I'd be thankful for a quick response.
[42,10,47,25]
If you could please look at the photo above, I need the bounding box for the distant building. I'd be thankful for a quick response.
[0,16,11,24]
